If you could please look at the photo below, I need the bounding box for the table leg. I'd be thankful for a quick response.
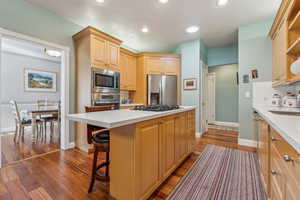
[32,115,37,143]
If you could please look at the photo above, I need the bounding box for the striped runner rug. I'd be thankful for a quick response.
[167,145,267,200]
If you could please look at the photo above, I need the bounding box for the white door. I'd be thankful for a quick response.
[201,64,208,133]
[207,73,216,124]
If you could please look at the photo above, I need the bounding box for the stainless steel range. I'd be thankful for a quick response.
[133,105,180,112]
[91,68,120,108]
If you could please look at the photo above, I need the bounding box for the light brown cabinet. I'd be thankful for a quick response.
[272,19,288,83]
[146,57,179,75]
[73,26,122,72]
[270,0,300,85]
[257,116,300,200]
[110,110,195,200]
[120,48,137,90]
[258,119,271,196]
[133,53,181,105]
[175,113,188,161]
[136,121,160,199]
[159,116,175,179]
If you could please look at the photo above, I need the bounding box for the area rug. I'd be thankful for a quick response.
[167,145,267,200]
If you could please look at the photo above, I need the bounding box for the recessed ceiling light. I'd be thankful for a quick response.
[217,0,229,7]
[185,26,199,33]
[141,26,149,33]
[158,0,168,4]
[96,0,105,3]
[45,49,62,57]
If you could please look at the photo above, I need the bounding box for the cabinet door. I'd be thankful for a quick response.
[91,35,107,68]
[146,57,163,75]
[136,122,159,198]
[175,114,187,161]
[272,20,287,82]
[120,53,128,90]
[159,118,175,179]
[127,55,137,90]
[187,111,195,153]
[163,59,179,75]
[258,119,270,196]
[107,41,120,71]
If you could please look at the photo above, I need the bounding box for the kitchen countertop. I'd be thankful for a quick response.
[253,105,300,153]
[68,106,196,129]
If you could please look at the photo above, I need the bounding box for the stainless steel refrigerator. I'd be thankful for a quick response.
[147,75,177,105]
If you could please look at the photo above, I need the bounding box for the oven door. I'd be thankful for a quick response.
[92,93,120,105]
[92,68,120,92]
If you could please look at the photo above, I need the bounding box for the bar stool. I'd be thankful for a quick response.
[85,106,114,193]
[88,128,110,193]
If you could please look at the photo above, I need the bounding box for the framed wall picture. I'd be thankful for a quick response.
[183,78,197,90]
[24,69,57,92]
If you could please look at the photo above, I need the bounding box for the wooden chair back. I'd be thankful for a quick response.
[85,105,114,144]
[9,100,21,125]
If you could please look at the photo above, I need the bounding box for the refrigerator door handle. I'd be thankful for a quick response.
[159,78,163,105]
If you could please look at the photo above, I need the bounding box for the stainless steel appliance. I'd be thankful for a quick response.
[148,75,177,105]
[92,68,120,93]
[133,105,180,112]
[92,68,120,108]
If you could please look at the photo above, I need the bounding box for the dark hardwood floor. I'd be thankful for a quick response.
[0,128,256,200]
[1,125,60,166]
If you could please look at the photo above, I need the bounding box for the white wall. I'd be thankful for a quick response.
[1,52,60,103]
[0,51,61,133]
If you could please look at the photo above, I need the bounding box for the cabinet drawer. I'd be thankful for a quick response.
[270,129,298,158]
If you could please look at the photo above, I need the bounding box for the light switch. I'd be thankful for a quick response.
[245,91,251,98]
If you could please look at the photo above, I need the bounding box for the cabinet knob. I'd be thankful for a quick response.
[271,170,279,175]
[283,155,293,162]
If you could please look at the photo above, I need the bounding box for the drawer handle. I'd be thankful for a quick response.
[271,136,279,141]
[283,155,300,162]
[271,170,279,175]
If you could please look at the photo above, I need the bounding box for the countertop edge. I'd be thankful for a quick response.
[253,106,300,154]
[68,106,196,129]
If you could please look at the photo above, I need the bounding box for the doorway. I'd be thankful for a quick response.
[207,72,216,124]
[0,28,70,167]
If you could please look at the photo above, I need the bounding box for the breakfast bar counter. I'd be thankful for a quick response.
[68,106,196,200]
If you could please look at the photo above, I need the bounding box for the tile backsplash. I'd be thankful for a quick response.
[253,81,300,106]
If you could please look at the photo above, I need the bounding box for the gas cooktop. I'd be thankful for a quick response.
[133,105,180,112]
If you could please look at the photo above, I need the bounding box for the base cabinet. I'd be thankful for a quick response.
[110,110,195,200]
[136,121,160,199]
[257,117,300,200]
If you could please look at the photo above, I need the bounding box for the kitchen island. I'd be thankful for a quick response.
[68,106,196,200]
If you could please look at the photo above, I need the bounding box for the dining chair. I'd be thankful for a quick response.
[37,100,60,140]
[9,100,43,143]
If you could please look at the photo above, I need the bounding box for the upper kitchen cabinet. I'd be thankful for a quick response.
[120,48,137,91]
[141,53,180,75]
[270,0,300,85]
[73,26,122,72]
[133,52,181,105]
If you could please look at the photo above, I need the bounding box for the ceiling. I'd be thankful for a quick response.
[25,0,281,52]
[2,36,61,63]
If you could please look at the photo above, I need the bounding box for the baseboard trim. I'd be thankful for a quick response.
[213,121,239,128]
[238,138,257,148]
[65,142,75,149]
[196,132,202,137]
[0,127,15,133]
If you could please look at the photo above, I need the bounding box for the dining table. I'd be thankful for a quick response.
[27,106,60,143]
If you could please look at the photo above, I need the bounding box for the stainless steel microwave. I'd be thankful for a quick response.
[92,68,120,92]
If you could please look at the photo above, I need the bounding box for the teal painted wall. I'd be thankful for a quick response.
[208,64,239,123]
[207,44,238,67]
[238,19,273,141]
[173,40,201,132]
[200,40,208,65]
